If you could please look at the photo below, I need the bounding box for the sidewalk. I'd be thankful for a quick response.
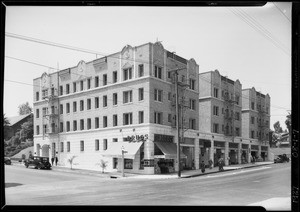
[11,160,274,179]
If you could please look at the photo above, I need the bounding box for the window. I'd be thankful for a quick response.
[251,116,255,124]
[36,125,40,135]
[251,130,255,138]
[154,89,163,102]
[80,100,84,111]
[67,142,70,152]
[42,89,48,99]
[123,113,133,125]
[42,107,48,116]
[73,120,77,131]
[113,93,118,105]
[95,117,99,129]
[95,139,99,151]
[95,97,99,108]
[103,95,108,107]
[36,92,39,101]
[87,118,91,130]
[235,112,240,120]
[124,159,133,169]
[189,79,195,90]
[113,114,118,126]
[73,82,77,93]
[87,99,91,110]
[123,68,132,81]
[73,101,77,112]
[113,138,118,142]
[154,112,163,124]
[80,80,84,91]
[113,71,118,83]
[235,128,240,136]
[60,122,64,132]
[168,114,172,123]
[251,102,255,110]
[138,64,144,77]
[189,118,196,130]
[168,92,171,101]
[59,104,63,114]
[66,121,70,132]
[95,76,99,87]
[213,106,219,116]
[214,88,218,98]
[66,84,70,94]
[60,86,63,96]
[168,71,171,79]
[80,140,84,151]
[36,109,39,118]
[51,88,55,96]
[139,88,144,101]
[139,111,144,124]
[103,74,107,86]
[123,90,133,103]
[103,116,107,128]
[66,103,70,113]
[190,99,196,110]
[213,123,219,133]
[154,65,162,79]
[113,158,118,169]
[103,139,107,150]
[87,78,91,89]
[60,142,64,152]
[80,119,84,130]
[235,95,239,105]
[181,75,185,83]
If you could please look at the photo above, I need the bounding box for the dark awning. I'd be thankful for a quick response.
[154,141,187,159]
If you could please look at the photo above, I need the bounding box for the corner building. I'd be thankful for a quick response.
[33,42,199,174]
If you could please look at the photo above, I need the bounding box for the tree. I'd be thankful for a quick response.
[19,117,33,142]
[285,113,291,133]
[3,114,11,140]
[18,102,32,115]
[97,159,108,173]
[67,155,77,170]
[273,121,283,133]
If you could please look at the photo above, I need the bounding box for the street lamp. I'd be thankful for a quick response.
[121,146,128,177]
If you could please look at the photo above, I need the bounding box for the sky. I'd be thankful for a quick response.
[4,2,292,131]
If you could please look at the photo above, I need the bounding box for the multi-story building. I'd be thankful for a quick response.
[242,87,271,161]
[198,70,243,166]
[33,42,199,174]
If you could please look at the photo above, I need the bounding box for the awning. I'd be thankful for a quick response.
[154,141,187,159]
[102,141,143,159]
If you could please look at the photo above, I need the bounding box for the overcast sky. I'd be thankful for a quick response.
[4,3,291,131]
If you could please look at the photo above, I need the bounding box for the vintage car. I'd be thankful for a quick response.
[4,157,12,165]
[274,154,290,163]
[24,156,52,170]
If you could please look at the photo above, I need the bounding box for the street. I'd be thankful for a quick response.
[5,163,290,209]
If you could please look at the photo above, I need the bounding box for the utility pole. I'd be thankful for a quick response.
[174,70,181,178]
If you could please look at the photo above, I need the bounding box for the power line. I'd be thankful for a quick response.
[272,2,291,22]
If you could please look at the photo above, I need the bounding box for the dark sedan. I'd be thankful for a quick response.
[274,154,290,163]
[4,157,12,165]
[24,156,52,170]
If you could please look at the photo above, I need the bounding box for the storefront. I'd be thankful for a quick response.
[251,144,259,160]
[199,139,211,168]
[181,138,195,170]
[228,142,239,165]
[261,146,268,161]
[214,141,225,167]
[241,144,249,164]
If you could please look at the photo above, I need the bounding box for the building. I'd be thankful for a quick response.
[5,113,33,141]
[33,42,199,174]
[242,87,271,161]
[198,70,243,166]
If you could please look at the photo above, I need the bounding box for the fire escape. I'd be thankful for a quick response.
[257,93,268,145]
[42,85,59,157]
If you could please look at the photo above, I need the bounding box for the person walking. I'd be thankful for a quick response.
[51,157,54,166]
[208,159,213,169]
[200,161,206,173]
[218,157,224,171]
[55,156,58,166]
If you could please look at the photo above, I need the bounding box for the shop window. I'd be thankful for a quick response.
[124,159,133,169]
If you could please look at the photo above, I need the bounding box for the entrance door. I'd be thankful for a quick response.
[182,146,194,170]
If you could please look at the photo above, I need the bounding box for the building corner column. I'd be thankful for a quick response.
[238,142,242,164]
[195,138,199,170]
[258,144,262,159]
[248,144,252,163]
[225,141,229,166]
[210,139,214,165]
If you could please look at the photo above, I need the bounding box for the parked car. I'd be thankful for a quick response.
[24,156,52,170]
[4,157,12,165]
[274,154,290,163]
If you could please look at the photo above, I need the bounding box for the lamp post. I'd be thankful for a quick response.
[121,146,128,177]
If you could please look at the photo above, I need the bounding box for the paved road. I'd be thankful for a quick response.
[5,163,291,209]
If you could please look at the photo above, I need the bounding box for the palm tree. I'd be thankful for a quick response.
[68,155,77,169]
[97,159,108,173]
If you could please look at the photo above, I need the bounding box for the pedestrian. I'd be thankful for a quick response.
[200,161,205,173]
[208,159,213,169]
[55,156,58,166]
[218,157,224,171]
[51,157,54,166]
